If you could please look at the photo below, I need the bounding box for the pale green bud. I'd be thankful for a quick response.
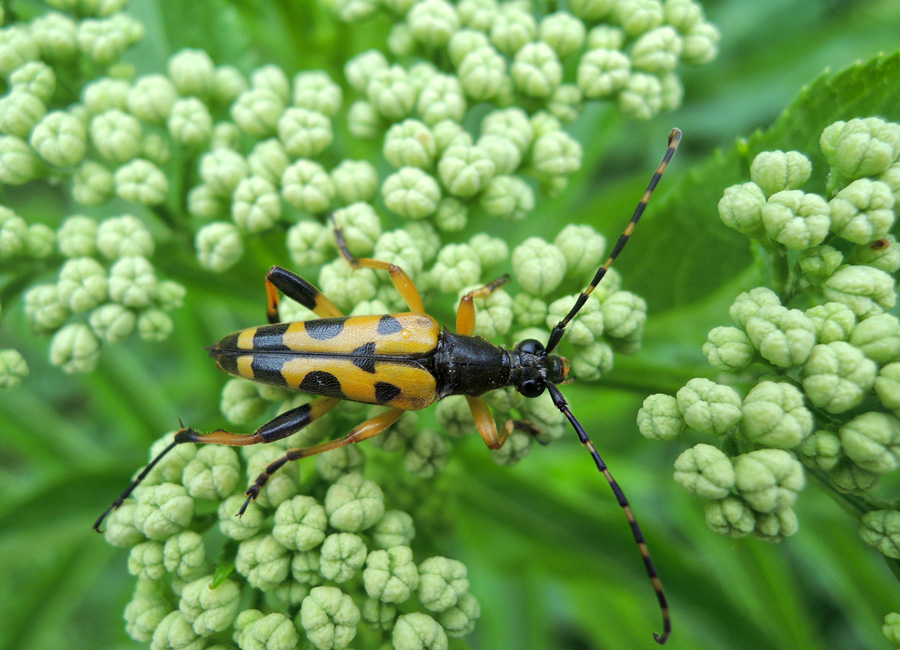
[850,313,900,364]
[30,110,86,167]
[706,495,755,538]
[440,592,480,637]
[24,284,69,334]
[180,439,240,501]
[333,0,380,23]
[367,65,417,122]
[0,208,28,259]
[432,196,467,231]
[754,507,798,543]
[286,220,331,268]
[364,546,419,603]
[331,159,378,205]
[577,48,631,100]
[404,429,450,478]
[802,342,877,413]
[24,222,54,259]
[718,182,767,236]
[272,495,327,551]
[761,190,830,250]
[237,611,299,650]
[632,26,683,74]
[300,587,360,650]
[547,84,584,123]
[681,20,720,64]
[246,138,289,186]
[128,540,165,580]
[199,149,249,197]
[540,12,587,59]
[57,256,107,312]
[533,130,583,177]
[637,393,685,441]
[128,74,178,123]
[733,449,805,513]
[216,494,263,540]
[372,510,416,550]
[480,108,532,154]
[179,575,240,637]
[231,88,284,138]
[232,176,281,233]
[189,185,227,222]
[382,167,441,219]
[281,160,336,216]
[236,534,291,590]
[278,107,332,158]
[875,363,900,413]
[673,443,735,499]
[150,610,204,650]
[619,71,666,120]
[457,46,507,102]
[797,430,842,471]
[884,612,900,646]
[393,613,449,650]
[511,42,562,98]
[438,143,496,197]
[750,150,812,196]
[457,0,497,29]
[56,214,98,258]
[385,119,437,169]
[850,235,900,273]
[0,27,39,77]
[292,71,342,118]
[319,532,368,583]
[96,214,153,259]
[0,348,27,388]
[333,202,382,256]
[249,64,290,103]
[166,48,215,97]
[168,97,212,147]
[408,0,459,47]
[840,411,900,474]
[9,61,55,105]
[134,483,194,539]
[109,255,157,308]
[0,135,40,184]
[319,258,377,310]
[860,510,900,559]
[163,530,205,580]
[246,446,299,509]
[829,458,879,493]
[0,90,46,139]
[615,0,665,37]
[745,305,816,367]
[491,428,534,465]
[703,326,754,371]
[195,221,243,272]
[418,556,468,612]
[829,178,895,245]
[799,244,843,282]
[480,175,534,221]
[72,160,114,206]
[675,378,741,435]
[489,5,536,55]
[741,381,812,449]
[822,264,896,318]
[821,117,900,180]
[115,158,169,205]
[586,25,625,50]
[89,302,136,343]
[879,162,900,205]
[317,445,366,481]
[325,473,385,532]
[511,238,565,296]
[82,77,129,115]
[664,0,705,32]
[346,99,381,140]
[124,588,170,642]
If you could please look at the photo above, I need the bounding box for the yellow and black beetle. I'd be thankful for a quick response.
[96,128,681,644]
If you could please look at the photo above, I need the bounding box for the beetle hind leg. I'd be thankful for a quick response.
[266,266,343,323]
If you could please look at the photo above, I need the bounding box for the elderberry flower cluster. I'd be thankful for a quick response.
[103,430,480,649]
[638,117,900,545]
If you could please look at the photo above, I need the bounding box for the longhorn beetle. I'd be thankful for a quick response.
[96,128,682,644]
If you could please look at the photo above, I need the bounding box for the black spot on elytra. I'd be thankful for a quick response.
[251,356,288,386]
[377,314,403,336]
[305,318,345,340]
[299,370,344,398]
[351,342,377,373]
[374,382,401,403]
[253,322,291,351]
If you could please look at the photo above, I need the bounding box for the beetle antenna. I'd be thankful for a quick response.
[545,382,670,644]
[93,430,188,532]
[546,128,682,354]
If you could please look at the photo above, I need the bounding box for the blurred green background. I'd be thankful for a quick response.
[2,0,900,649]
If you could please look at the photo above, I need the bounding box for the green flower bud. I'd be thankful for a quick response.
[150,610,204,650]
[128,540,165,580]
[382,167,441,219]
[49,322,101,373]
[231,89,284,138]
[618,71,664,120]
[404,429,450,478]
[163,530,205,580]
[89,108,142,164]
[457,0,497,29]
[292,71,342,118]
[291,550,323,585]
[347,100,381,140]
[805,302,855,343]
[57,257,107,312]
[840,411,900,474]
[0,135,41,184]
[393,612,449,650]
[404,221,441,263]
[879,161,900,205]
[477,134,522,176]
[615,0,665,36]
[637,393,685,441]
[681,21,720,64]
[439,591,480,637]
[408,0,459,47]
[553,224,605,279]
[367,65,416,122]
[745,305,816,367]
[490,428,534,465]
[179,575,240,636]
[300,586,360,650]
[797,430,842,471]
[364,546,419,603]
[164,49,212,97]
[829,179,895,245]
[829,458,879,493]
[0,349,28,388]
[189,184,227,220]
[704,495,755,538]
[0,207,29,259]
[96,214,153,260]
[875,362,900,413]
[127,74,178,124]
[480,175,535,221]
[134,483,194,539]
[673,443,735,499]
[109,255,157,308]
[480,108,532,154]
[124,588,170,642]
[457,46,507,102]
[25,284,69,334]
[750,150,812,196]
[675,378,741,436]
[540,12,586,59]
[182,445,240,501]
[761,190,830,250]
[489,4,536,55]
[0,90,46,139]
[30,110,87,167]
[512,238,566,296]
[9,60,56,103]
[285,220,330,268]
[702,326,754,371]
[57,214,98,258]
[217,494,264,540]
[665,0,705,32]
[249,64,290,103]
[438,143,496,197]
[220,378,267,424]
[860,510,900,559]
[369,511,415,550]
[884,612,900,646]
[195,222,243,272]
[319,532,367,583]
[385,119,437,169]
[139,306,173,341]
[741,381,812,448]
[718,182,767,236]
[325,473,385,532]
[333,0,380,23]
[418,556,468,612]
[232,176,282,232]
[733,449,805,513]
[317,446,366,481]
[448,28,490,67]
[318,259,377,310]
[822,265,896,318]
[850,313,900,364]
[754,507,798,543]
[278,108,332,159]
[272,495,328,551]
[71,160,114,206]
[532,130,582,176]
[802,341,877,413]
[429,244,481,294]
[586,24,625,49]
[631,26,683,74]
[89,302,136,343]
[237,611,299,650]
[329,159,377,206]
[546,294,598,346]
[25,222,55,258]
[851,235,900,273]
[236,534,291,590]
[468,233,509,271]
[601,290,647,341]
[821,117,900,179]
[198,149,249,198]
[168,97,212,147]
[115,158,169,205]
[434,196,468,231]
[511,41,562,98]
[0,27,40,77]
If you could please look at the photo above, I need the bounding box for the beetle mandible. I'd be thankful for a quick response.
[96,128,682,644]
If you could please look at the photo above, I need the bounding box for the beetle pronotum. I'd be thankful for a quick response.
[96,128,682,644]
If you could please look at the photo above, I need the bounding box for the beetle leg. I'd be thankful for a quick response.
[456,275,509,335]
[265,265,343,323]
[465,396,505,449]
[93,397,340,532]
[501,418,552,447]
[331,215,425,314]
[239,407,405,514]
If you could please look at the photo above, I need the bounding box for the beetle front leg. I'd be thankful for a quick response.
[456,275,509,336]
[239,407,405,514]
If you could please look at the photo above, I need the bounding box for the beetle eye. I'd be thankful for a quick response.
[518,377,545,398]
[515,338,545,356]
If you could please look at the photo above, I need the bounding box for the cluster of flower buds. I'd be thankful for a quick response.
[638,117,900,545]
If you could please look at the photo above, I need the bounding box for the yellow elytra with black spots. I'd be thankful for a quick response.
[209,312,514,411]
